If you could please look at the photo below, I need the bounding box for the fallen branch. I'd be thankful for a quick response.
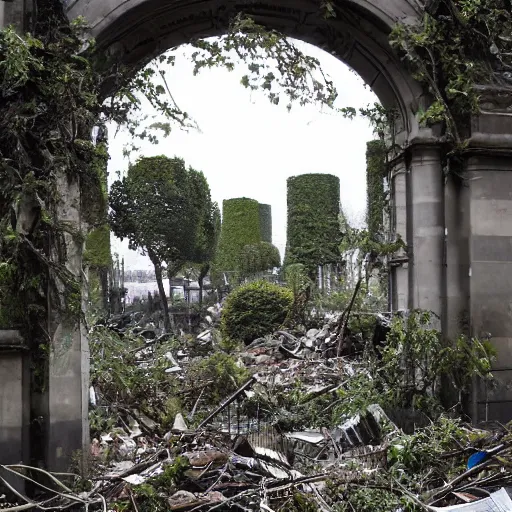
[197,376,257,429]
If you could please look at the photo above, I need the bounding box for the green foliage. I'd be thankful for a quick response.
[328,487,407,512]
[325,415,477,510]
[285,174,342,277]
[110,156,201,268]
[220,280,293,345]
[132,483,167,512]
[389,1,512,145]
[186,352,250,408]
[89,327,181,435]
[239,241,281,276]
[216,198,262,272]
[188,169,220,267]
[281,492,318,512]
[283,263,313,324]
[258,203,272,243]
[379,311,495,411]
[191,14,338,111]
[334,369,380,420]
[84,224,111,268]
[284,264,311,299]
[366,140,386,239]
[109,156,216,328]
[152,457,190,489]
[329,310,495,420]
[387,416,469,481]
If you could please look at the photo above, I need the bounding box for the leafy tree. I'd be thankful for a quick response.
[239,241,281,277]
[187,170,221,305]
[109,156,210,330]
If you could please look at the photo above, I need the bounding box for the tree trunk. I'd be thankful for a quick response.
[149,251,171,332]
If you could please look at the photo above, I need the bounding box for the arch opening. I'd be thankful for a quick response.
[68,0,426,142]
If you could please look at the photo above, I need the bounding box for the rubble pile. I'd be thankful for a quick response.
[2,308,512,511]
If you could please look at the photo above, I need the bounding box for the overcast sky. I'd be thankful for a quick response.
[107,40,377,270]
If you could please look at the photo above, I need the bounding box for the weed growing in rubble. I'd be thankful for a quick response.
[380,311,495,412]
[281,492,318,512]
[185,352,250,420]
[89,326,182,435]
[330,311,495,421]
[326,486,408,512]
[387,416,470,487]
[324,416,477,511]
[152,456,191,489]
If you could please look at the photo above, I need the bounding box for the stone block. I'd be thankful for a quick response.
[0,330,29,493]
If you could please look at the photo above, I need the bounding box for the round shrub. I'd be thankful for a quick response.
[221,281,293,345]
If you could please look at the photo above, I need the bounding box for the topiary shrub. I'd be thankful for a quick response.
[366,140,386,240]
[221,281,293,345]
[258,203,273,243]
[284,173,342,277]
[216,198,262,272]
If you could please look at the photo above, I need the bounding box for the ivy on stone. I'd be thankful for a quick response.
[285,173,342,278]
[366,140,386,240]
[216,198,262,273]
[390,0,512,146]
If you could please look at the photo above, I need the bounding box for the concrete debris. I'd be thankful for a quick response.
[4,309,511,511]
[173,413,188,432]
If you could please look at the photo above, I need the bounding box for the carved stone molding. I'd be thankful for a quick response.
[475,84,512,114]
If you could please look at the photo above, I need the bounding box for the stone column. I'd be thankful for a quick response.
[465,154,512,423]
[388,153,409,311]
[406,144,445,322]
[0,0,25,30]
[0,330,29,492]
[465,85,512,423]
[443,174,470,339]
[46,172,89,472]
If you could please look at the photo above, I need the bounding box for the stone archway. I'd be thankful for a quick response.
[69,0,427,139]
[72,0,512,428]
[3,0,512,470]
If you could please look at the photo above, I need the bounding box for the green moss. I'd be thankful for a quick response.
[284,174,342,277]
[366,140,386,240]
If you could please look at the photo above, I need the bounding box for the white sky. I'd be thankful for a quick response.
[107,40,377,270]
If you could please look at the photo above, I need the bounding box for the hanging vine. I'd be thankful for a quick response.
[390,0,512,147]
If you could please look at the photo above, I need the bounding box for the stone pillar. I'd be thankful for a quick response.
[407,144,445,321]
[46,172,89,472]
[0,330,29,492]
[389,154,409,311]
[443,174,470,339]
[0,0,25,30]
[465,85,512,423]
[465,154,512,423]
